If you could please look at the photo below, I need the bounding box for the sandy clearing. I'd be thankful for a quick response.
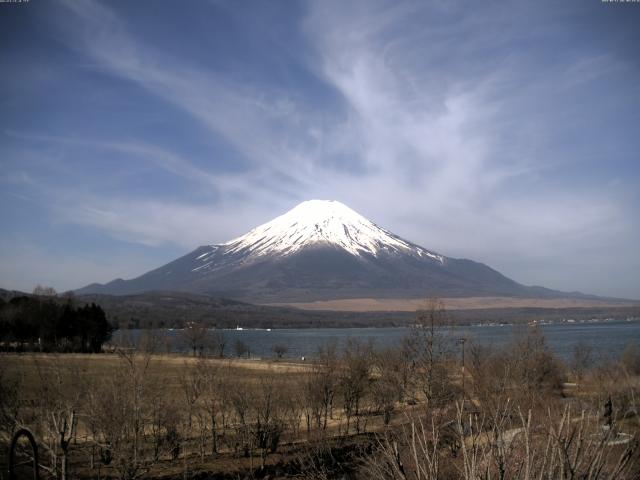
[264,296,638,312]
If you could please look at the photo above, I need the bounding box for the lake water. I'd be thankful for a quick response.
[112,319,640,361]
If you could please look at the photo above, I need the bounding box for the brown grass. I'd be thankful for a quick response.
[265,296,638,312]
[0,353,311,403]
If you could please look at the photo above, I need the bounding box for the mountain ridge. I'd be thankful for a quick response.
[77,200,606,302]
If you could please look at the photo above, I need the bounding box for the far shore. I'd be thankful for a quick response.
[266,296,640,312]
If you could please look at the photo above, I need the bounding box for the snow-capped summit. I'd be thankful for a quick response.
[222,200,443,261]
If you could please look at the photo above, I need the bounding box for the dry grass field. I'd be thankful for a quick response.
[1,353,311,405]
[267,296,639,312]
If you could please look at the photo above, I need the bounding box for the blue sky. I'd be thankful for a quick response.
[1,0,639,298]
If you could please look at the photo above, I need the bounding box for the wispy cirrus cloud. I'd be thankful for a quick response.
[1,0,639,297]
[55,0,325,186]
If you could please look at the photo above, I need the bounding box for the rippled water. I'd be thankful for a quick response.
[112,319,640,361]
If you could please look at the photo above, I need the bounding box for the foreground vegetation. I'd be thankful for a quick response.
[1,300,640,479]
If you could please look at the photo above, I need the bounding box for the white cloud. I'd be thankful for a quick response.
[50,196,263,248]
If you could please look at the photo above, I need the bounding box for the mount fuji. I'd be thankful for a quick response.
[77,200,581,302]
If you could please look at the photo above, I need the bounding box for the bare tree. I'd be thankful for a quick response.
[138,329,163,354]
[202,362,231,454]
[339,338,372,435]
[180,322,212,357]
[211,330,227,358]
[509,327,565,408]
[467,342,514,416]
[147,381,181,462]
[253,374,291,468]
[178,357,210,469]
[409,298,455,409]
[272,344,288,360]
[234,339,249,358]
[572,341,595,380]
[32,355,85,480]
[179,359,206,431]
[304,342,338,433]
[88,347,155,480]
[229,380,254,461]
[373,347,408,425]
[32,285,57,297]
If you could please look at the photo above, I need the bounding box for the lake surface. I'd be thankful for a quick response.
[112,319,640,361]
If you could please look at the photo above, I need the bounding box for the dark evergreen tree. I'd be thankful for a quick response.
[0,296,114,352]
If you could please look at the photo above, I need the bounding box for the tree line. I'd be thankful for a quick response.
[0,288,113,353]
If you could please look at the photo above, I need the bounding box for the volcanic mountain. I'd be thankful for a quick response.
[77,200,581,302]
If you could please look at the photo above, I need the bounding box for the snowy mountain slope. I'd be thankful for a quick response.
[76,200,582,302]
[219,200,443,261]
